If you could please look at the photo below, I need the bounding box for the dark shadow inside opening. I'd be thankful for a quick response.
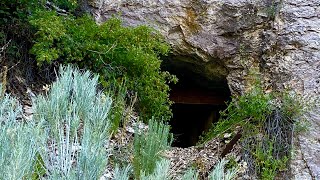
[162,58,231,147]
[170,103,226,147]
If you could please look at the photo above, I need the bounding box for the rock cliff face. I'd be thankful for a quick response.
[86,0,280,93]
[275,1,320,179]
[86,0,320,178]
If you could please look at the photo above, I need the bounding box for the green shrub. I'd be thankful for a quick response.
[133,119,172,178]
[0,0,41,71]
[199,86,273,143]
[0,0,76,62]
[0,0,42,25]
[199,74,306,179]
[29,10,177,121]
[254,141,288,180]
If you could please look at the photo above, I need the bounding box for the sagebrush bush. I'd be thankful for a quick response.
[113,159,172,180]
[0,84,38,179]
[181,168,199,180]
[113,165,132,180]
[34,66,112,179]
[140,159,171,180]
[209,159,238,180]
[133,119,172,178]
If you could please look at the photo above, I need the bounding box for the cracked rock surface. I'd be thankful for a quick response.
[86,0,320,179]
[291,109,320,180]
[86,0,277,94]
[274,1,320,179]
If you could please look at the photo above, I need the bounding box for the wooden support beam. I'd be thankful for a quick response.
[170,87,229,105]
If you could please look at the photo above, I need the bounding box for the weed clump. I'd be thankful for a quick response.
[199,77,307,179]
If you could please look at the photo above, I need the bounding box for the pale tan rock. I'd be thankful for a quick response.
[85,0,320,178]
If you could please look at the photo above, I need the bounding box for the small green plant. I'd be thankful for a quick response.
[31,153,46,180]
[265,0,281,20]
[199,72,307,179]
[107,77,127,133]
[133,119,172,178]
[209,159,238,180]
[181,168,199,180]
[226,156,238,170]
[199,85,272,143]
[254,141,288,180]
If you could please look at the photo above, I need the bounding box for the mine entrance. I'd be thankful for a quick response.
[163,60,231,147]
[170,87,230,147]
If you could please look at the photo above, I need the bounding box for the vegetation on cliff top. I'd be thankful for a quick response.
[1,0,177,126]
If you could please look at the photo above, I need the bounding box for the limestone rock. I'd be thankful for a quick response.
[273,1,320,179]
[86,0,320,178]
[87,0,277,93]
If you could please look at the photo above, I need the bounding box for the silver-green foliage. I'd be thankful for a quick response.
[0,84,38,179]
[0,84,22,123]
[209,159,238,180]
[113,165,132,180]
[140,159,171,180]
[113,159,171,180]
[34,66,112,179]
[178,159,237,180]
[181,168,199,180]
[133,119,172,178]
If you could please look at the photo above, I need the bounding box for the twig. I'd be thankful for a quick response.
[0,40,11,62]
[1,66,8,97]
[87,43,117,55]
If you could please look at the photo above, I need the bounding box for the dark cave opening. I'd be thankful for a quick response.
[163,58,231,147]
[170,103,227,147]
[169,86,230,147]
